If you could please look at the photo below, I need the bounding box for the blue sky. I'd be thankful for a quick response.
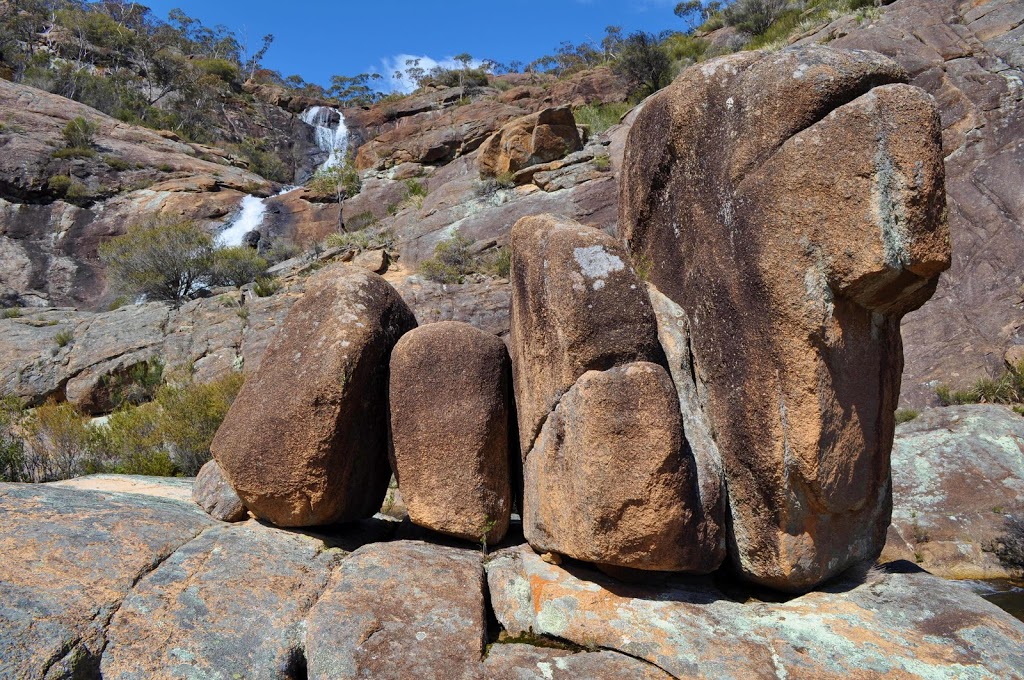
[139,0,684,91]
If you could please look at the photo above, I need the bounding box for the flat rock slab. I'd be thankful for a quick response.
[885,405,1024,579]
[0,483,215,679]
[102,521,343,679]
[483,644,672,679]
[307,540,485,680]
[47,474,195,503]
[486,545,1024,679]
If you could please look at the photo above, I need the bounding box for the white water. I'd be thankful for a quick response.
[301,106,349,170]
[217,194,269,247]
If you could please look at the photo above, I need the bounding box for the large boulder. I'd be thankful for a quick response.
[389,321,513,544]
[211,266,417,527]
[478,106,583,177]
[101,522,342,679]
[525,362,720,572]
[487,544,1024,679]
[509,214,664,456]
[884,405,1024,579]
[620,47,951,591]
[306,541,485,680]
[0,484,215,678]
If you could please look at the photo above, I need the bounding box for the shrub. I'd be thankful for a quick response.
[153,373,244,476]
[23,400,98,482]
[52,146,96,159]
[0,396,26,482]
[895,408,920,425]
[99,217,215,304]
[94,403,170,476]
[481,247,511,278]
[61,116,99,149]
[593,154,611,171]
[47,174,72,195]
[238,139,290,183]
[474,172,516,198]
[419,234,475,284]
[103,155,131,171]
[194,58,240,85]
[262,239,302,265]
[252,276,282,297]
[99,358,165,410]
[574,102,632,135]
[2,308,20,319]
[307,151,361,200]
[211,246,269,287]
[936,362,1024,406]
[54,328,73,347]
[405,179,428,199]
[613,32,673,100]
[323,227,395,253]
[723,0,792,35]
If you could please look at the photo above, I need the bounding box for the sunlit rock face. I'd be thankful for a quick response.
[619,47,951,591]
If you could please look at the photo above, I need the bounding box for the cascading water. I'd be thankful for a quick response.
[216,194,269,247]
[301,106,349,170]
[217,107,349,247]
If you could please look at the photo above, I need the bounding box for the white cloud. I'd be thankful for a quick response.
[377,53,482,94]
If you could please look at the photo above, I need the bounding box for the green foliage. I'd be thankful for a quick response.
[593,154,611,171]
[47,174,72,195]
[237,139,290,183]
[23,400,98,482]
[613,32,673,100]
[99,217,215,304]
[262,239,301,265]
[52,146,97,159]
[474,172,516,198]
[347,211,379,231]
[103,155,131,171]
[323,227,395,253]
[2,308,20,319]
[62,117,99,149]
[419,234,476,284]
[100,358,165,411]
[723,0,792,35]
[0,396,26,482]
[936,362,1024,406]
[574,102,632,135]
[307,152,362,201]
[663,33,710,63]
[194,57,240,84]
[252,276,282,297]
[405,179,428,199]
[54,328,74,348]
[480,247,511,279]
[211,247,269,287]
[98,404,174,476]
[895,408,920,425]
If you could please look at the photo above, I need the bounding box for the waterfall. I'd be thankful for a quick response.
[217,194,269,247]
[301,106,349,170]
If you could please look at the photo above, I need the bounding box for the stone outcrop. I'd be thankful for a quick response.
[525,362,719,572]
[487,544,1024,679]
[0,484,215,677]
[211,266,417,527]
[3,482,1023,679]
[389,322,512,544]
[883,405,1024,580]
[620,47,951,591]
[478,106,583,177]
[793,0,1024,407]
[306,541,485,680]
[192,459,248,522]
[101,522,342,678]
[510,214,725,572]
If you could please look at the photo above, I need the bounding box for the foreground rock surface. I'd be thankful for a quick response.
[487,545,1024,679]
[620,47,951,591]
[884,405,1024,579]
[389,322,512,544]
[306,540,485,680]
[525,362,719,572]
[192,459,248,522]
[212,266,417,527]
[483,644,672,679]
[0,484,214,678]
[102,522,342,679]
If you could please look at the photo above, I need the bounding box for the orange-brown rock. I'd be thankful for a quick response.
[211,266,417,527]
[619,47,951,591]
[478,107,583,177]
[389,321,512,544]
[524,362,720,572]
[508,214,664,456]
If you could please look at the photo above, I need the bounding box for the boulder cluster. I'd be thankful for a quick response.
[209,47,951,593]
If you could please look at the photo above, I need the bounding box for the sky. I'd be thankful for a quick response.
[137,0,684,92]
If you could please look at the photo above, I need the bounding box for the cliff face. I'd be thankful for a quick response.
[797,0,1024,405]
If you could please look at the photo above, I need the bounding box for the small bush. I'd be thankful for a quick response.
[2,308,20,319]
[211,246,269,287]
[0,396,26,482]
[54,328,73,347]
[936,362,1024,407]
[52,146,96,159]
[157,164,174,172]
[153,373,244,476]
[103,155,131,171]
[480,247,511,278]
[574,102,632,135]
[99,358,165,410]
[252,276,282,297]
[62,116,99,149]
[474,172,516,198]
[262,239,301,265]
[419,234,476,284]
[593,154,611,171]
[895,408,920,425]
[723,0,792,35]
[307,151,361,200]
[23,400,98,482]
[347,211,379,231]
[405,179,428,198]
[47,174,72,195]
[99,217,215,304]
